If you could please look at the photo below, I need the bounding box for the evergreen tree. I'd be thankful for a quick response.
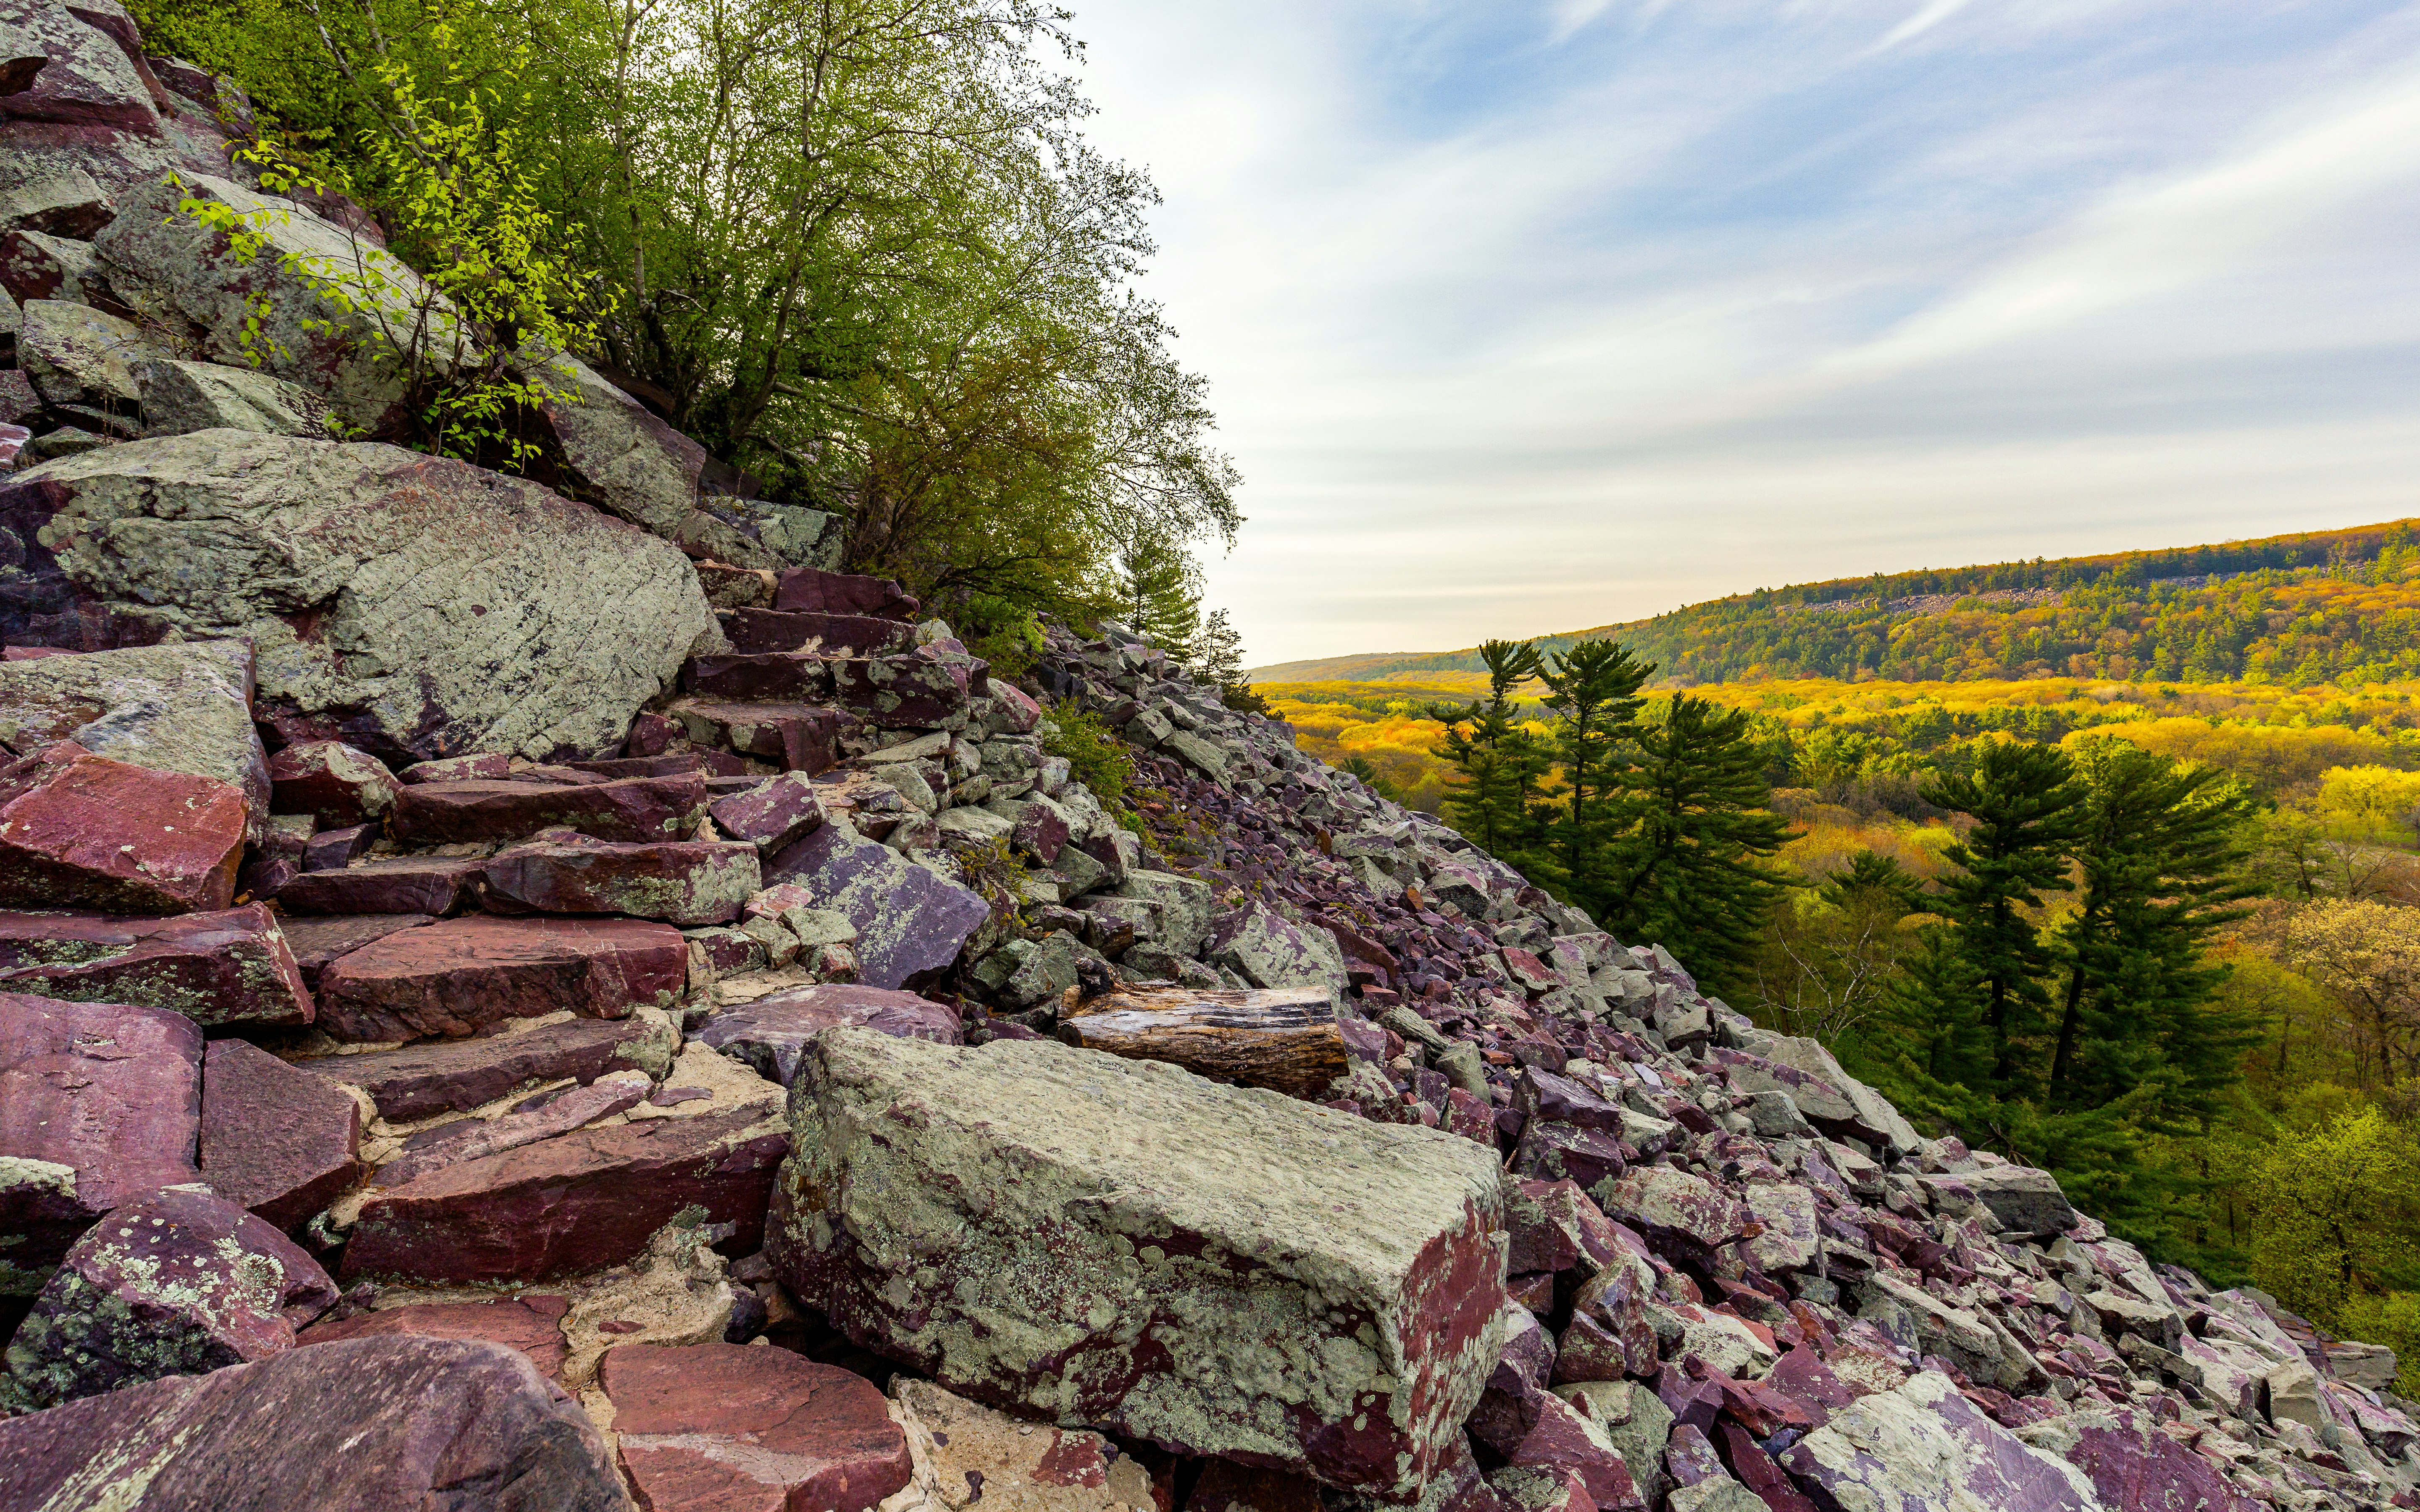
[1117,538,1201,661]
[1818,850,1926,916]
[1600,695,1794,995]
[1428,640,1552,868]
[1534,639,1655,903]
[2047,737,2261,1121]
[1191,607,1245,688]
[1917,740,2088,1091]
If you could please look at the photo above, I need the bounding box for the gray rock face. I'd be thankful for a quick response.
[0,637,269,839]
[0,430,719,761]
[0,1334,629,1511]
[1209,901,1350,1000]
[1949,1162,2079,1239]
[765,824,988,990]
[768,1029,1509,1498]
[139,357,337,438]
[1778,1370,2100,1512]
[2,1185,337,1409]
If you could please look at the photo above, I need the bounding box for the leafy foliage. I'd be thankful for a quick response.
[1038,703,1138,832]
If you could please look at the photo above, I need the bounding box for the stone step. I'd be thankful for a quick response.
[667,698,847,774]
[771,566,916,619]
[0,743,248,913]
[274,856,481,916]
[693,984,961,1086]
[299,1011,676,1121]
[387,773,707,845]
[826,650,983,729]
[561,751,746,780]
[719,606,914,654]
[275,913,435,992]
[476,835,760,926]
[684,650,834,701]
[314,915,688,1042]
[0,902,312,1027]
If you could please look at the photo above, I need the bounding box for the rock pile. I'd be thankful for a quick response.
[2,5,2417,1510]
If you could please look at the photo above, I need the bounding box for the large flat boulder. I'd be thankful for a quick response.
[274,856,480,916]
[0,991,200,1291]
[479,835,759,926]
[0,638,269,838]
[1,1186,337,1410]
[300,1011,676,1121]
[199,1038,363,1231]
[315,915,687,1042]
[0,430,718,762]
[0,901,311,1026]
[0,1334,627,1510]
[1777,1370,2098,1512]
[389,773,707,845]
[0,742,246,912]
[343,1105,787,1284]
[692,983,961,1085]
[765,824,988,990]
[768,1029,1509,1498]
[0,0,243,199]
[599,1342,914,1512]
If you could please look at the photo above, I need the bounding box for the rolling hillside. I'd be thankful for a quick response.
[1254,517,2420,688]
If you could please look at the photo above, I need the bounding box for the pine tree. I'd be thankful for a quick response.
[1117,538,1201,661]
[1600,694,1794,995]
[1918,740,2088,1091]
[1428,640,1552,868]
[1191,607,1245,688]
[1534,639,1655,904]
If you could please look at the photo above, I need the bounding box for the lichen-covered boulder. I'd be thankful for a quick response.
[0,430,719,762]
[138,357,339,438]
[1,1185,338,1409]
[0,1334,628,1511]
[1777,1371,2099,1512]
[0,637,270,839]
[267,738,402,827]
[768,1029,1509,1498]
[766,824,989,990]
[478,835,760,927]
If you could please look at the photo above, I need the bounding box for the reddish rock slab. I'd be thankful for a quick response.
[720,606,915,654]
[370,1074,652,1188]
[767,825,989,991]
[0,742,246,913]
[1510,1121,1628,1190]
[388,773,707,845]
[771,567,917,620]
[1505,1178,1624,1276]
[826,649,981,730]
[694,983,962,1086]
[600,1342,914,1512]
[301,1014,672,1121]
[1512,1066,1627,1134]
[0,1335,626,1511]
[479,837,761,927]
[2065,1408,2265,1512]
[343,1108,788,1284]
[0,992,202,1287]
[671,698,849,775]
[294,1287,571,1383]
[316,915,687,1042]
[1467,1379,1647,1512]
[3,1186,338,1408]
[567,751,749,780]
[707,772,826,854]
[396,752,514,784]
[0,902,312,1027]
[275,912,435,992]
[297,1294,572,1381]
[302,822,378,872]
[1594,1166,1750,1254]
[274,856,481,916]
[684,650,836,701]
[268,739,403,827]
[200,1038,365,1231]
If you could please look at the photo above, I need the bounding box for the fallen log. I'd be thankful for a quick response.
[1057,986,1345,1098]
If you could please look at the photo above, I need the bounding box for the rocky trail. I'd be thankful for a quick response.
[2,4,2417,1509]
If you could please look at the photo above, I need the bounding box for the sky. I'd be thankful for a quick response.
[1062,0,2420,668]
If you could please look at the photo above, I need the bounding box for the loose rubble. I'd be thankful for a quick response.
[2,9,2417,1509]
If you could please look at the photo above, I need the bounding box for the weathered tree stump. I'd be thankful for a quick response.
[1057,986,1345,1097]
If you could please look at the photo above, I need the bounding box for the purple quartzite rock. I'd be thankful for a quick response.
[0,902,312,1027]
[671,698,850,774]
[267,739,403,827]
[274,912,434,992]
[1465,1378,1646,1512]
[768,1030,1509,1499]
[396,752,513,783]
[314,915,687,1042]
[1593,1165,1750,1253]
[1510,1121,1628,1190]
[301,1013,672,1121]
[600,1342,916,1512]
[0,1335,627,1511]
[2,1186,338,1409]
[345,1108,787,1284]
[388,773,707,845]
[720,606,915,654]
[0,992,203,1290]
[707,771,826,853]
[1514,1066,1627,1133]
[1504,1178,1623,1276]
[296,1294,572,1382]
[302,822,377,872]
[826,649,982,729]
[274,856,481,916]
[693,983,962,1085]
[478,836,761,926]
[771,567,918,620]
[0,743,247,913]
[199,1039,365,1231]
[2064,1408,2267,1512]
[369,1074,652,1189]
[767,824,988,991]
[1777,1371,2099,1512]
[684,651,835,701]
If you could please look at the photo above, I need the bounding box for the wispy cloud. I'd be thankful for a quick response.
[1069,0,2420,664]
